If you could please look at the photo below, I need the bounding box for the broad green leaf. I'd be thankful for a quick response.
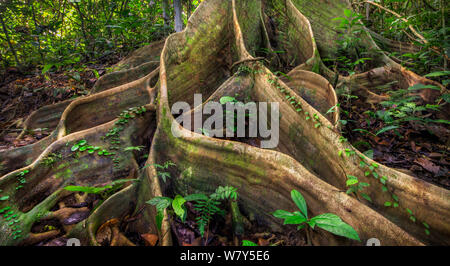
[311,213,360,241]
[155,210,164,230]
[242,240,258,246]
[291,190,307,218]
[172,195,186,221]
[344,9,352,17]
[0,196,9,201]
[272,210,294,219]
[424,71,450,77]
[71,144,79,152]
[346,179,358,186]
[220,96,237,105]
[283,214,307,225]
[408,83,440,91]
[78,140,87,146]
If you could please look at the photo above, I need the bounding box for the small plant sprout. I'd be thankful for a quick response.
[15,170,29,190]
[123,145,145,152]
[147,185,238,238]
[242,240,258,246]
[273,189,360,245]
[41,153,62,166]
[143,160,176,183]
[71,139,87,152]
[345,175,371,202]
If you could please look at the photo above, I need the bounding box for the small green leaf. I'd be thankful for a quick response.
[78,140,87,146]
[272,210,295,219]
[392,194,399,202]
[291,190,307,219]
[155,210,164,230]
[71,145,80,152]
[424,71,450,77]
[311,213,360,241]
[384,201,392,207]
[242,240,258,246]
[172,195,187,221]
[346,179,358,186]
[220,96,237,105]
[361,193,372,202]
[0,196,9,201]
[283,214,307,225]
[376,126,399,136]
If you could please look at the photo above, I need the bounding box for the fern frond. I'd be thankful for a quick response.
[210,185,238,201]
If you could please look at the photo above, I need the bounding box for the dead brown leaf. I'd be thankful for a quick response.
[141,233,158,246]
[414,157,440,174]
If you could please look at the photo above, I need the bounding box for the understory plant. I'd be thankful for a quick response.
[147,185,238,238]
[143,160,176,183]
[273,189,360,245]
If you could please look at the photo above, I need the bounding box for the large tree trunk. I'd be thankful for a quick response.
[0,0,448,246]
[173,0,183,32]
[162,0,170,27]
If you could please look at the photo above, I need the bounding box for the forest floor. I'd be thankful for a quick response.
[339,92,450,190]
[0,54,123,152]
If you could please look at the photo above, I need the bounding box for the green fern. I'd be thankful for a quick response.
[123,145,145,152]
[210,185,238,201]
[147,185,238,237]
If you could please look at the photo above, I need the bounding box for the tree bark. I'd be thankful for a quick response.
[173,0,183,32]
[0,0,448,247]
[162,0,170,27]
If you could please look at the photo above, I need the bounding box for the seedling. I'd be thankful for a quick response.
[273,189,360,245]
[148,185,238,238]
[41,153,62,166]
[143,161,176,183]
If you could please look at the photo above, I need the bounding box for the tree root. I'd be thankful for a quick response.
[0,0,448,246]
